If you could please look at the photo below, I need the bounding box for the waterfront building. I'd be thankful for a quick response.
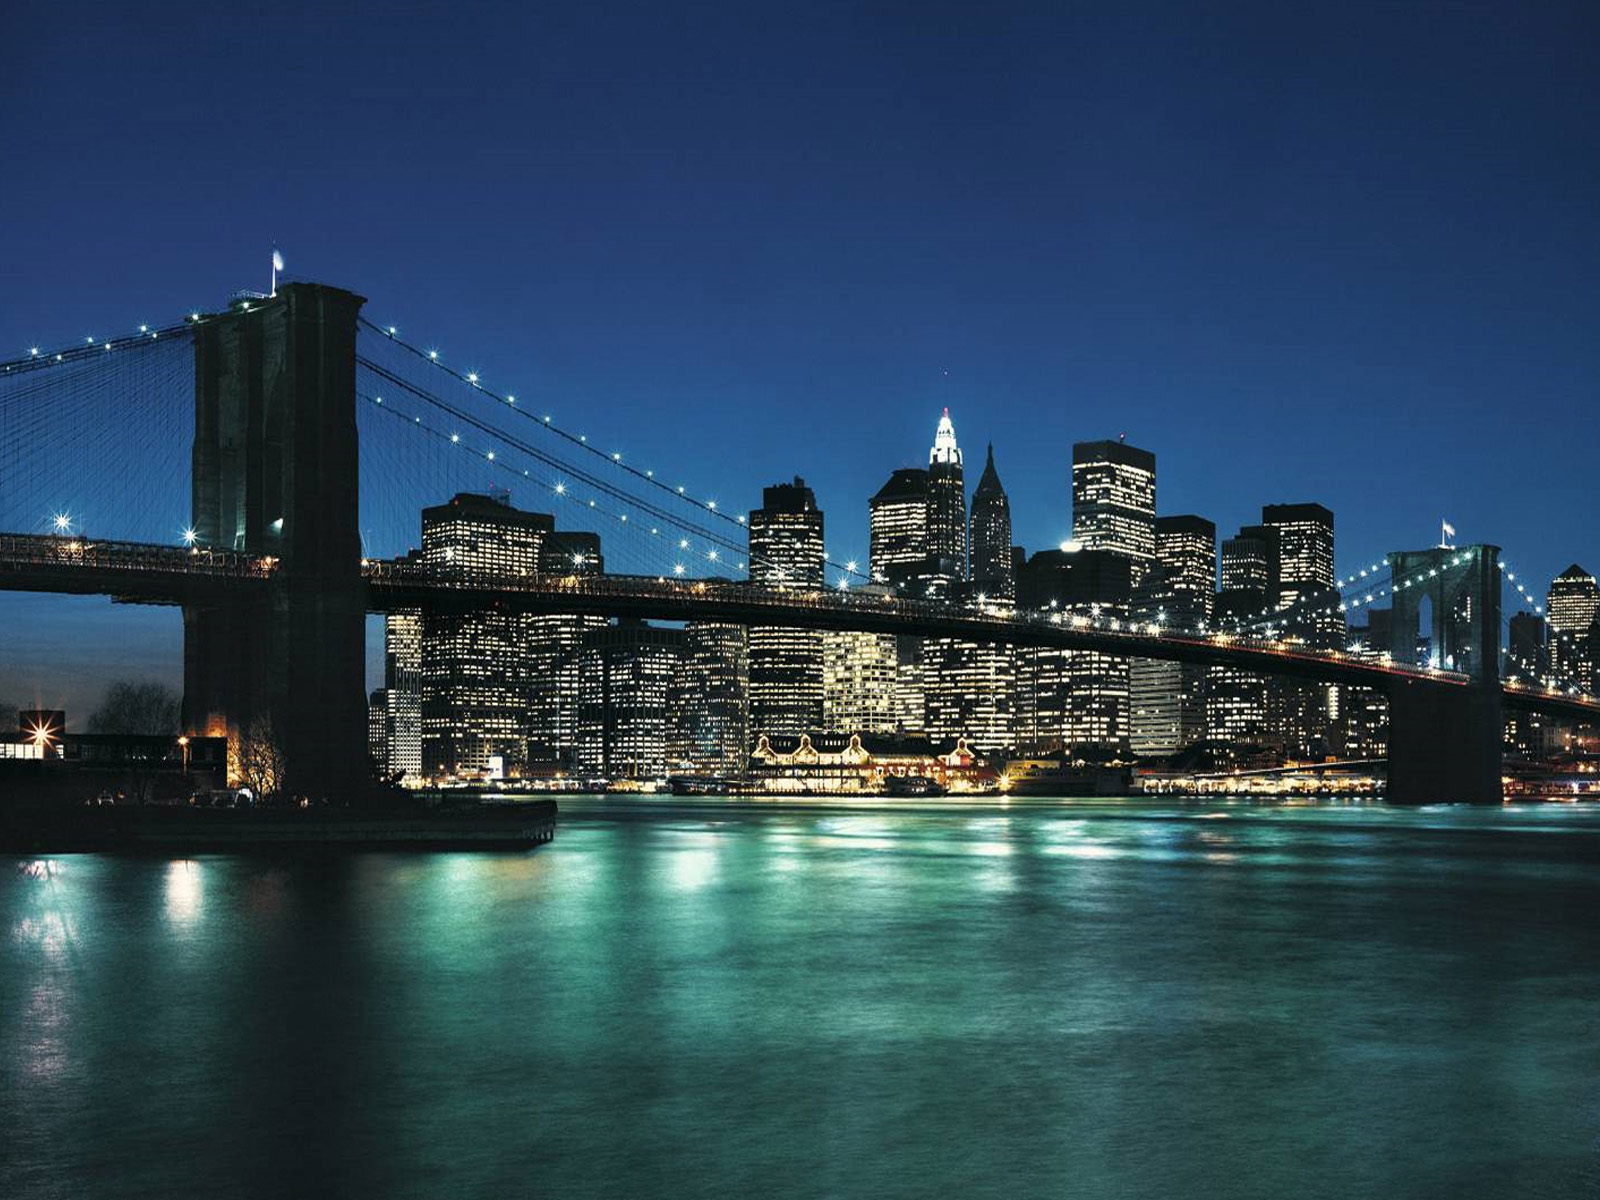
[822,620,899,736]
[419,492,551,779]
[674,622,750,776]
[1071,439,1157,586]
[926,408,967,584]
[367,689,388,775]
[893,638,926,735]
[748,731,995,793]
[575,620,683,780]
[968,444,1014,600]
[748,477,826,736]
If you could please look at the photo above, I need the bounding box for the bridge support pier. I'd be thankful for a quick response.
[184,283,368,801]
[1386,680,1503,805]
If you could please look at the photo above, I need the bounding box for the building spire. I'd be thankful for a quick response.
[930,408,961,467]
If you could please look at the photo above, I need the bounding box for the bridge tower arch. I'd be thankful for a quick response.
[1384,544,1503,804]
[183,283,368,799]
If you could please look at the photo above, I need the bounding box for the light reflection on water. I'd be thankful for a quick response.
[2,796,1600,1199]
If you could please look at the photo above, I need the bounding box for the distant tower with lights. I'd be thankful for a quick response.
[926,408,967,584]
[747,478,826,737]
[968,443,1013,600]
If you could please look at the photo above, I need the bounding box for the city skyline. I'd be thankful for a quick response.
[3,2,1599,718]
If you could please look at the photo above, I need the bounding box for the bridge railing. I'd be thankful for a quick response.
[361,560,1477,686]
[0,533,274,580]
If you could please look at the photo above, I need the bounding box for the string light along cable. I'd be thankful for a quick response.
[358,317,871,582]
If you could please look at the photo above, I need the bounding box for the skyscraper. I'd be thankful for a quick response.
[419,492,551,779]
[968,443,1014,600]
[377,609,422,781]
[526,531,608,771]
[1262,503,1337,626]
[1071,439,1157,586]
[822,623,899,735]
[1207,524,1279,744]
[674,622,750,775]
[1547,564,1599,691]
[575,620,683,780]
[1262,503,1339,753]
[869,467,929,588]
[748,477,825,736]
[1130,516,1215,756]
[926,408,967,584]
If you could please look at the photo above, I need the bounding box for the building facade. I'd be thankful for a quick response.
[1071,439,1157,586]
[968,444,1014,600]
[747,477,826,736]
[926,408,967,585]
[575,620,683,780]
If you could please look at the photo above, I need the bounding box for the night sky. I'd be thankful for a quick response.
[2,1,1597,720]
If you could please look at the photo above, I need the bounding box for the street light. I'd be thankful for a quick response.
[178,734,191,776]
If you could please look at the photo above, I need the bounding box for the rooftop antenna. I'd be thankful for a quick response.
[271,249,284,298]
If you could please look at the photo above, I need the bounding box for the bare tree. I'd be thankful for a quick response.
[237,714,285,802]
[88,681,180,736]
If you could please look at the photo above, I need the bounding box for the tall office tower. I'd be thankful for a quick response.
[1262,503,1339,753]
[1013,548,1132,752]
[893,638,926,734]
[674,623,750,776]
[1071,439,1157,586]
[367,689,388,775]
[1548,565,1600,690]
[1154,516,1217,621]
[869,467,930,588]
[968,444,1014,600]
[525,531,608,770]
[1262,503,1337,629]
[922,635,1015,753]
[747,478,826,736]
[1129,516,1216,756]
[926,408,967,584]
[378,609,423,781]
[420,492,551,779]
[822,626,899,735]
[575,620,683,780]
[1207,524,1279,744]
[1504,611,1553,757]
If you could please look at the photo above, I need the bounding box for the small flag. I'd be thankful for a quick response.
[1442,521,1456,538]
[272,250,285,272]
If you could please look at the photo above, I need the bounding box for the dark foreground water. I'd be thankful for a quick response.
[3,798,1599,1199]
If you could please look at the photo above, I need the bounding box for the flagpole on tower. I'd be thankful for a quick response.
[271,249,284,297]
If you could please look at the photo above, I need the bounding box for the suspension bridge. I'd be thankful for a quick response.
[1,282,1594,802]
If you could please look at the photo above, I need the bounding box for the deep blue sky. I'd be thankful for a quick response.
[2,1,1597,719]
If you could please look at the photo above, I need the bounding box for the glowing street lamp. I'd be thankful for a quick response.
[52,512,73,534]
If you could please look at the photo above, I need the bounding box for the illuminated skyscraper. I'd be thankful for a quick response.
[926,408,967,584]
[968,444,1014,600]
[1208,524,1277,744]
[1548,564,1599,690]
[419,492,551,779]
[869,467,929,588]
[575,620,683,779]
[1071,439,1156,586]
[526,531,607,771]
[1013,548,1131,751]
[674,622,750,775]
[378,609,422,781]
[1130,516,1215,756]
[1262,503,1339,753]
[822,621,899,735]
[923,633,1014,753]
[748,478,825,736]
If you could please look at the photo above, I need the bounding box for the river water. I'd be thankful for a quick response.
[3,797,1598,1198]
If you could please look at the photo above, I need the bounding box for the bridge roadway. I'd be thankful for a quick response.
[2,533,1597,723]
